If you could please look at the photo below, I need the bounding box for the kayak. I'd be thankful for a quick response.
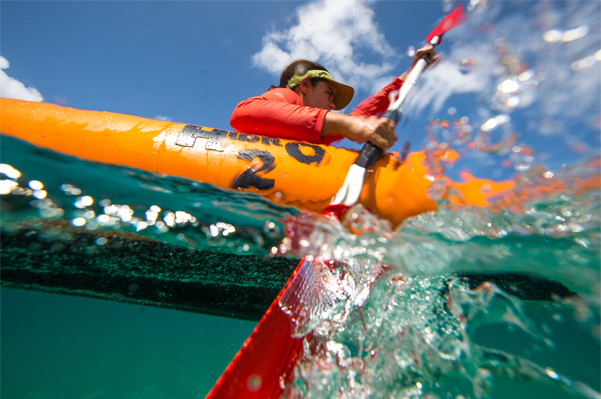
[0,98,513,227]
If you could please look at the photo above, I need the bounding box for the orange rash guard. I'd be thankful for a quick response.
[230,77,404,146]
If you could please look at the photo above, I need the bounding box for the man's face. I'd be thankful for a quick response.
[303,80,337,110]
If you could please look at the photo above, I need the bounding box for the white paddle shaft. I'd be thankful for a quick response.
[329,36,440,207]
[387,37,439,114]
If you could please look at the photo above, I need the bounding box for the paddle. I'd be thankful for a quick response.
[329,4,465,212]
[205,6,466,398]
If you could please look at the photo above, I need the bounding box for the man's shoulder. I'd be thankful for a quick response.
[260,87,302,105]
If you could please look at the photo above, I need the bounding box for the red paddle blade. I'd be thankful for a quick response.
[323,203,350,221]
[425,5,465,45]
[205,259,305,399]
[206,211,349,398]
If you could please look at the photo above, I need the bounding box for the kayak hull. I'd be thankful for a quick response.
[0,98,437,227]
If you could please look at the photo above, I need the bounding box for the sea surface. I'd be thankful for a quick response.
[2,1,601,398]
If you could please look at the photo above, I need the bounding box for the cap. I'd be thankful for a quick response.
[287,69,354,110]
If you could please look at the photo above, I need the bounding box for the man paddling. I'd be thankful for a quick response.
[230,44,439,151]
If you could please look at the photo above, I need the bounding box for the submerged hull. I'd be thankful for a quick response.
[1,219,298,321]
[0,219,576,322]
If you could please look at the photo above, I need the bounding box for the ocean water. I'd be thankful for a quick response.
[2,1,601,398]
[1,289,257,399]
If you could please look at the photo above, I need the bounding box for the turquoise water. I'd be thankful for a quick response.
[2,289,256,399]
[2,0,601,398]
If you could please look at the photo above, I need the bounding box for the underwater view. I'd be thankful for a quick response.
[1,0,600,398]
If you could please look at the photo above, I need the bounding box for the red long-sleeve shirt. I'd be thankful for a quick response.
[230,77,404,145]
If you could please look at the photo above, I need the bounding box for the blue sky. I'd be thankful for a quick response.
[2,1,600,178]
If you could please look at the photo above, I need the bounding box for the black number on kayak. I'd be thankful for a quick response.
[175,125,229,152]
[285,142,325,165]
[237,133,260,143]
[176,125,283,151]
[232,150,276,191]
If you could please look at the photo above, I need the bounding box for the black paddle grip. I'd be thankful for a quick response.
[353,109,403,168]
[382,109,403,124]
[354,142,383,168]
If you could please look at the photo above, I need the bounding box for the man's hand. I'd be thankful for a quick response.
[322,113,397,150]
[399,44,440,81]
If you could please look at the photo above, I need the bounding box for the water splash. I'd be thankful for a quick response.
[281,269,599,398]
[276,137,599,389]
[277,162,599,395]
[281,152,600,295]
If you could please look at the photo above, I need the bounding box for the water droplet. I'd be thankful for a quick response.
[498,79,519,93]
[0,163,21,179]
[72,217,86,227]
[247,374,262,392]
[459,59,476,74]
[33,190,47,199]
[545,367,559,379]
[543,29,562,43]
[28,180,43,190]
[562,25,589,42]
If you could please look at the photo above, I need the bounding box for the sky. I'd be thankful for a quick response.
[1,0,600,176]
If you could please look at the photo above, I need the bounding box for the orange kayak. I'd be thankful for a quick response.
[0,98,513,227]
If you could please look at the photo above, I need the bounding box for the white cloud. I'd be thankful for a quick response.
[252,0,399,94]
[0,56,43,102]
[408,43,497,116]
[154,115,174,122]
[408,0,601,137]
